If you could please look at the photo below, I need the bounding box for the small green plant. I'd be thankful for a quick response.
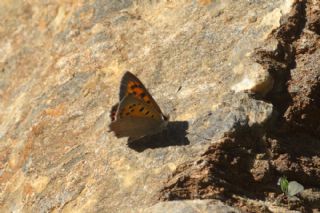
[278,176,304,197]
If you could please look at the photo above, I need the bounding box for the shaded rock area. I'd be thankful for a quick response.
[0,0,319,212]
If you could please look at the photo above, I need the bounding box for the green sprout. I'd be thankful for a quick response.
[278,176,304,197]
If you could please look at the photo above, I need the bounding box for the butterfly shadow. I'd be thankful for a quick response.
[127,121,189,152]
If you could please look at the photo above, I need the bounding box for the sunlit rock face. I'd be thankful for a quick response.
[0,0,319,212]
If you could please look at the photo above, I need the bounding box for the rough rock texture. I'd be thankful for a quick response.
[0,0,319,212]
[142,200,241,213]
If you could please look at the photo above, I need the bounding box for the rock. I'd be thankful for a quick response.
[231,59,274,97]
[0,0,319,212]
[158,1,320,212]
[189,91,273,143]
[142,200,241,213]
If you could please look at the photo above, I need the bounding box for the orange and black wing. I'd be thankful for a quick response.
[115,94,162,120]
[119,71,162,114]
[109,94,164,138]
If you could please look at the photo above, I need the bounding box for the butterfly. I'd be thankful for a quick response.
[109,71,169,141]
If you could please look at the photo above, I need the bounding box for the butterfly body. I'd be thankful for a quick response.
[109,71,168,140]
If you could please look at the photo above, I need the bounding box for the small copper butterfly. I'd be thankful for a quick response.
[109,71,169,141]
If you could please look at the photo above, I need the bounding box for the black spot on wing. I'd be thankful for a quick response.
[140,93,146,98]
[130,84,138,89]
